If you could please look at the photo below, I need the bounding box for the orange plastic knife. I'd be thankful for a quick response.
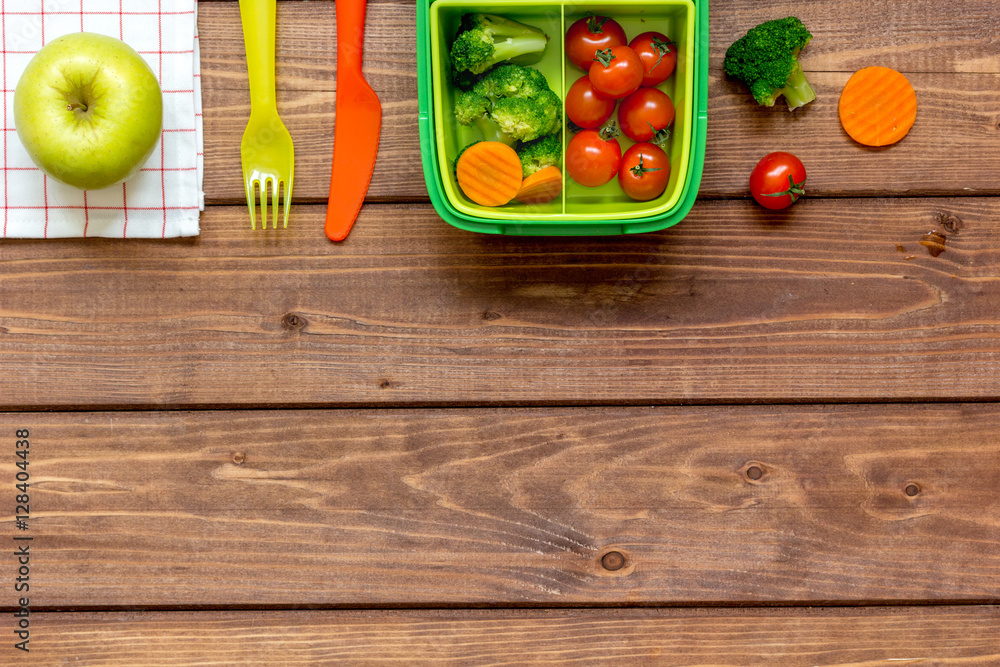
[325,0,382,242]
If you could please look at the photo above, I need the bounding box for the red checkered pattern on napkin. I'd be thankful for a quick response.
[1,0,203,239]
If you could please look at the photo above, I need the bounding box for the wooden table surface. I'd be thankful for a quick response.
[3,0,1000,663]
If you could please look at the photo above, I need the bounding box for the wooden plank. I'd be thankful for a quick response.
[6,405,1000,607]
[708,0,1000,74]
[199,0,1000,87]
[197,2,1000,202]
[3,198,1000,408]
[18,607,1000,665]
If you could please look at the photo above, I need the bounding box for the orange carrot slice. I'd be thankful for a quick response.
[838,66,917,147]
[514,166,563,204]
[455,142,523,207]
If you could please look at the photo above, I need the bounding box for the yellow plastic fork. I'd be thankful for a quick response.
[239,0,294,229]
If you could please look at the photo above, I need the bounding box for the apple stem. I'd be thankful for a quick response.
[67,103,88,112]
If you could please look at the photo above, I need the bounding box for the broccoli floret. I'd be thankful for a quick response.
[476,64,550,101]
[454,92,492,126]
[454,65,562,145]
[723,17,816,111]
[516,134,561,178]
[450,13,549,78]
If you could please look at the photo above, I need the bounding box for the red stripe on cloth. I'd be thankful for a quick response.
[122,183,128,238]
[41,4,47,239]
[6,205,200,211]
[43,176,48,239]
[120,0,125,237]
[81,1,90,234]
[2,11,194,17]
[2,0,7,239]
[159,0,167,238]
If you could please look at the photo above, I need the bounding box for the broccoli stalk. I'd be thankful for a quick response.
[723,17,816,111]
[475,116,519,146]
[777,61,815,110]
[450,14,549,77]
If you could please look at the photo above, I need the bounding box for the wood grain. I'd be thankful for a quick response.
[196,1,1000,202]
[6,405,1000,607]
[18,607,1000,665]
[4,199,1000,408]
[707,0,1000,74]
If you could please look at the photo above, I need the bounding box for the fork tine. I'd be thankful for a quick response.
[253,179,267,229]
[245,174,257,230]
[272,178,283,229]
[260,179,268,230]
[282,177,293,229]
[268,177,277,230]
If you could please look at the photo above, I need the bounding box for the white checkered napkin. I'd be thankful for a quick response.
[0,0,204,239]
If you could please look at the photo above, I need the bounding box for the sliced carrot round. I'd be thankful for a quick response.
[456,142,523,207]
[515,166,563,204]
[839,66,917,147]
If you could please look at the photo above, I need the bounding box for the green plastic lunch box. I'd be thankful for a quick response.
[417,0,708,235]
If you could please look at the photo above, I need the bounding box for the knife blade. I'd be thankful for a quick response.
[325,0,382,242]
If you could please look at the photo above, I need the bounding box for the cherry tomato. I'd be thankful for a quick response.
[629,32,677,87]
[589,46,644,100]
[618,88,675,143]
[565,15,628,71]
[749,152,807,209]
[566,128,622,188]
[618,143,670,201]
[565,75,617,130]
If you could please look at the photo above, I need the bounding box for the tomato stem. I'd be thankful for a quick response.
[646,121,671,147]
[629,153,662,177]
[586,14,611,34]
[593,48,616,68]
[650,37,674,71]
[761,175,806,202]
[599,119,621,141]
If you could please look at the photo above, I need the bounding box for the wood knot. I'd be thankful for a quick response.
[743,462,767,482]
[378,379,394,389]
[601,551,626,571]
[904,483,920,497]
[481,310,502,321]
[281,313,306,330]
[938,213,962,234]
[232,452,246,465]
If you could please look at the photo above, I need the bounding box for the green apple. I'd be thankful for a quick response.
[13,32,163,191]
